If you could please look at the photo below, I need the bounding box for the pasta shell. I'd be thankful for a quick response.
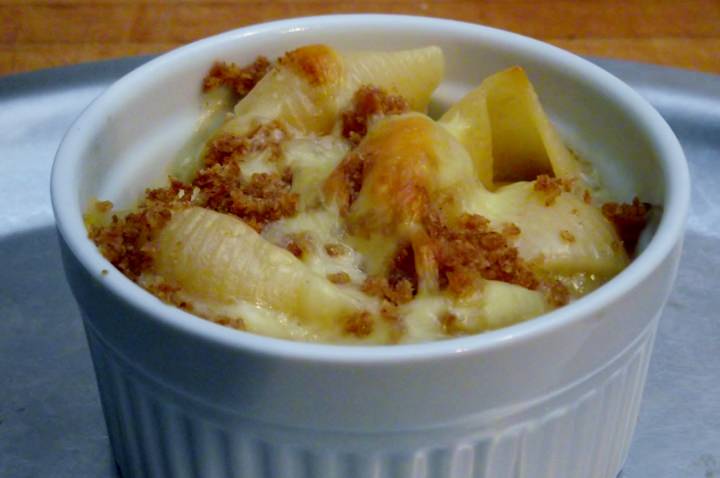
[452,280,549,330]
[153,207,366,329]
[440,67,580,187]
[464,182,628,277]
[220,45,444,137]
[342,46,444,112]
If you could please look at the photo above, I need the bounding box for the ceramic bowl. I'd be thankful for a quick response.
[51,14,689,478]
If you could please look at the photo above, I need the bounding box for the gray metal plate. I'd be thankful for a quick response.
[0,56,718,478]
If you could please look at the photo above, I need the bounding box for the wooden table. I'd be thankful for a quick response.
[1,0,719,77]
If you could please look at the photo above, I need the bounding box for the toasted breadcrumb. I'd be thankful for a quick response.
[324,150,368,215]
[362,276,415,306]
[440,313,465,336]
[203,122,286,167]
[94,200,113,213]
[560,230,576,243]
[424,211,541,296]
[341,86,410,145]
[327,272,352,284]
[602,197,650,254]
[88,179,193,280]
[193,163,297,232]
[343,311,374,337]
[143,280,193,311]
[212,315,247,331]
[324,243,347,256]
[544,280,571,307]
[502,223,521,237]
[286,240,304,258]
[534,174,571,206]
[583,190,592,204]
[202,57,270,97]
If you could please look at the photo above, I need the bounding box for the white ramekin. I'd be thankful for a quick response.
[51,15,689,478]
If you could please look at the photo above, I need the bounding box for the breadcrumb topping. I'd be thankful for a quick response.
[560,230,576,243]
[203,122,286,167]
[324,243,347,256]
[341,85,410,145]
[87,179,193,280]
[343,311,374,337]
[193,163,297,232]
[202,57,271,97]
[534,174,572,206]
[328,272,352,284]
[602,197,651,254]
[424,211,542,296]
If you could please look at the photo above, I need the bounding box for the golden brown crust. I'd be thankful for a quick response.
[602,197,650,254]
[278,44,342,87]
[341,85,410,145]
[202,57,271,97]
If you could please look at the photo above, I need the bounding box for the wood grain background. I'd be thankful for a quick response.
[1,0,719,77]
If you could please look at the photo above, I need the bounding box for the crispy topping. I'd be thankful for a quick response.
[193,163,297,232]
[286,240,304,258]
[278,44,342,87]
[425,212,540,296]
[203,122,286,167]
[341,85,410,145]
[583,189,592,204]
[324,243,347,256]
[93,200,113,213]
[440,312,464,336]
[544,280,571,307]
[602,197,651,254]
[362,276,415,306]
[327,272,351,284]
[202,57,271,97]
[343,311,374,337]
[88,180,193,280]
[502,222,521,237]
[534,174,571,206]
[143,280,193,311]
[323,150,369,215]
[560,230,576,243]
[212,315,247,331]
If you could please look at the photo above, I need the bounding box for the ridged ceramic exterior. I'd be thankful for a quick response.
[52,15,690,478]
[85,315,657,478]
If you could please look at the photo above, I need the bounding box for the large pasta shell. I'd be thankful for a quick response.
[153,207,366,329]
[342,46,444,112]
[220,45,444,137]
[464,183,628,277]
[440,67,580,188]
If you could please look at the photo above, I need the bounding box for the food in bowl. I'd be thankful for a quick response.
[85,44,649,344]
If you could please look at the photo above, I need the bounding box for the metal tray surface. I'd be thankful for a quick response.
[0,56,718,478]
